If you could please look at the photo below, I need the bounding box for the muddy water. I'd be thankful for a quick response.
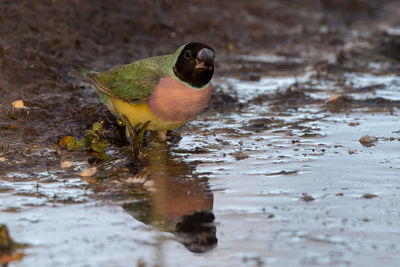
[1,62,400,266]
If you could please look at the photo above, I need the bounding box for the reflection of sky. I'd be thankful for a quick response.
[220,71,400,101]
[344,73,400,100]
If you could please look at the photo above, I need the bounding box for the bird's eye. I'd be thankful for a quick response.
[184,50,192,59]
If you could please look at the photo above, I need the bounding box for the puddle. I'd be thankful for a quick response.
[2,64,400,266]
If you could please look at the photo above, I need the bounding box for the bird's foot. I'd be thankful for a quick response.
[125,127,132,144]
[121,115,150,157]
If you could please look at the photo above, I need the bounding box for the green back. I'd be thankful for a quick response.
[93,46,184,104]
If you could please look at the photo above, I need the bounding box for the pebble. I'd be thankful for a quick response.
[359,135,377,147]
[80,167,97,177]
[60,160,73,168]
[12,100,25,109]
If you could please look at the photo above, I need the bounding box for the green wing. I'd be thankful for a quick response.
[87,55,172,104]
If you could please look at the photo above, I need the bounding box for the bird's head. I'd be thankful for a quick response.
[173,42,215,88]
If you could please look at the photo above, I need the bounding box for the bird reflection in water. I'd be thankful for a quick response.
[123,138,217,253]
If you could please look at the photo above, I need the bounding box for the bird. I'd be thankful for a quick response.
[70,42,215,141]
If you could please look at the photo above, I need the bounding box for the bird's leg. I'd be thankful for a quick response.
[125,127,133,144]
[157,131,167,141]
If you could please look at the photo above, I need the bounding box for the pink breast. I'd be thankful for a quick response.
[148,76,212,123]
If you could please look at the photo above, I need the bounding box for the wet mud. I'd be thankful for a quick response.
[1,0,400,266]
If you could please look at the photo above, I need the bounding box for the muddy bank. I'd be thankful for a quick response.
[1,0,400,151]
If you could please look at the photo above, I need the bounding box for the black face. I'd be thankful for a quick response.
[173,42,215,88]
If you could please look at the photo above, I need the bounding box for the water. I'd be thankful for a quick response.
[1,64,400,266]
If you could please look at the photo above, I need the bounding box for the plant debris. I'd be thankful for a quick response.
[0,225,27,265]
[59,122,111,161]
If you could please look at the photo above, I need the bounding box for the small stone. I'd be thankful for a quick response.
[11,100,25,109]
[80,167,97,177]
[327,94,341,103]
[348,122,360,127]
[143,180,156,192]
[126,175,147,184]
[137,259,146,267]
[363,193,378,199]
[81,178,96,184]
[231,151,249,161]
[359,135,377,147]
[266,213,275,219]
[348,149,355,154]
[60,160,73,168]
[301,193,315,202]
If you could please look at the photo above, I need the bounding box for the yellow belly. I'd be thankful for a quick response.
[106,97,185,131]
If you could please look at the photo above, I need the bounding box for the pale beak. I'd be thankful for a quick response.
[195,48,214,69]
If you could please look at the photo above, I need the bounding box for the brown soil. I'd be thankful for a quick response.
[0,1,399,150]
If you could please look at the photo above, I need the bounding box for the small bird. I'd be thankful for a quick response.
[70,42,215,141]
